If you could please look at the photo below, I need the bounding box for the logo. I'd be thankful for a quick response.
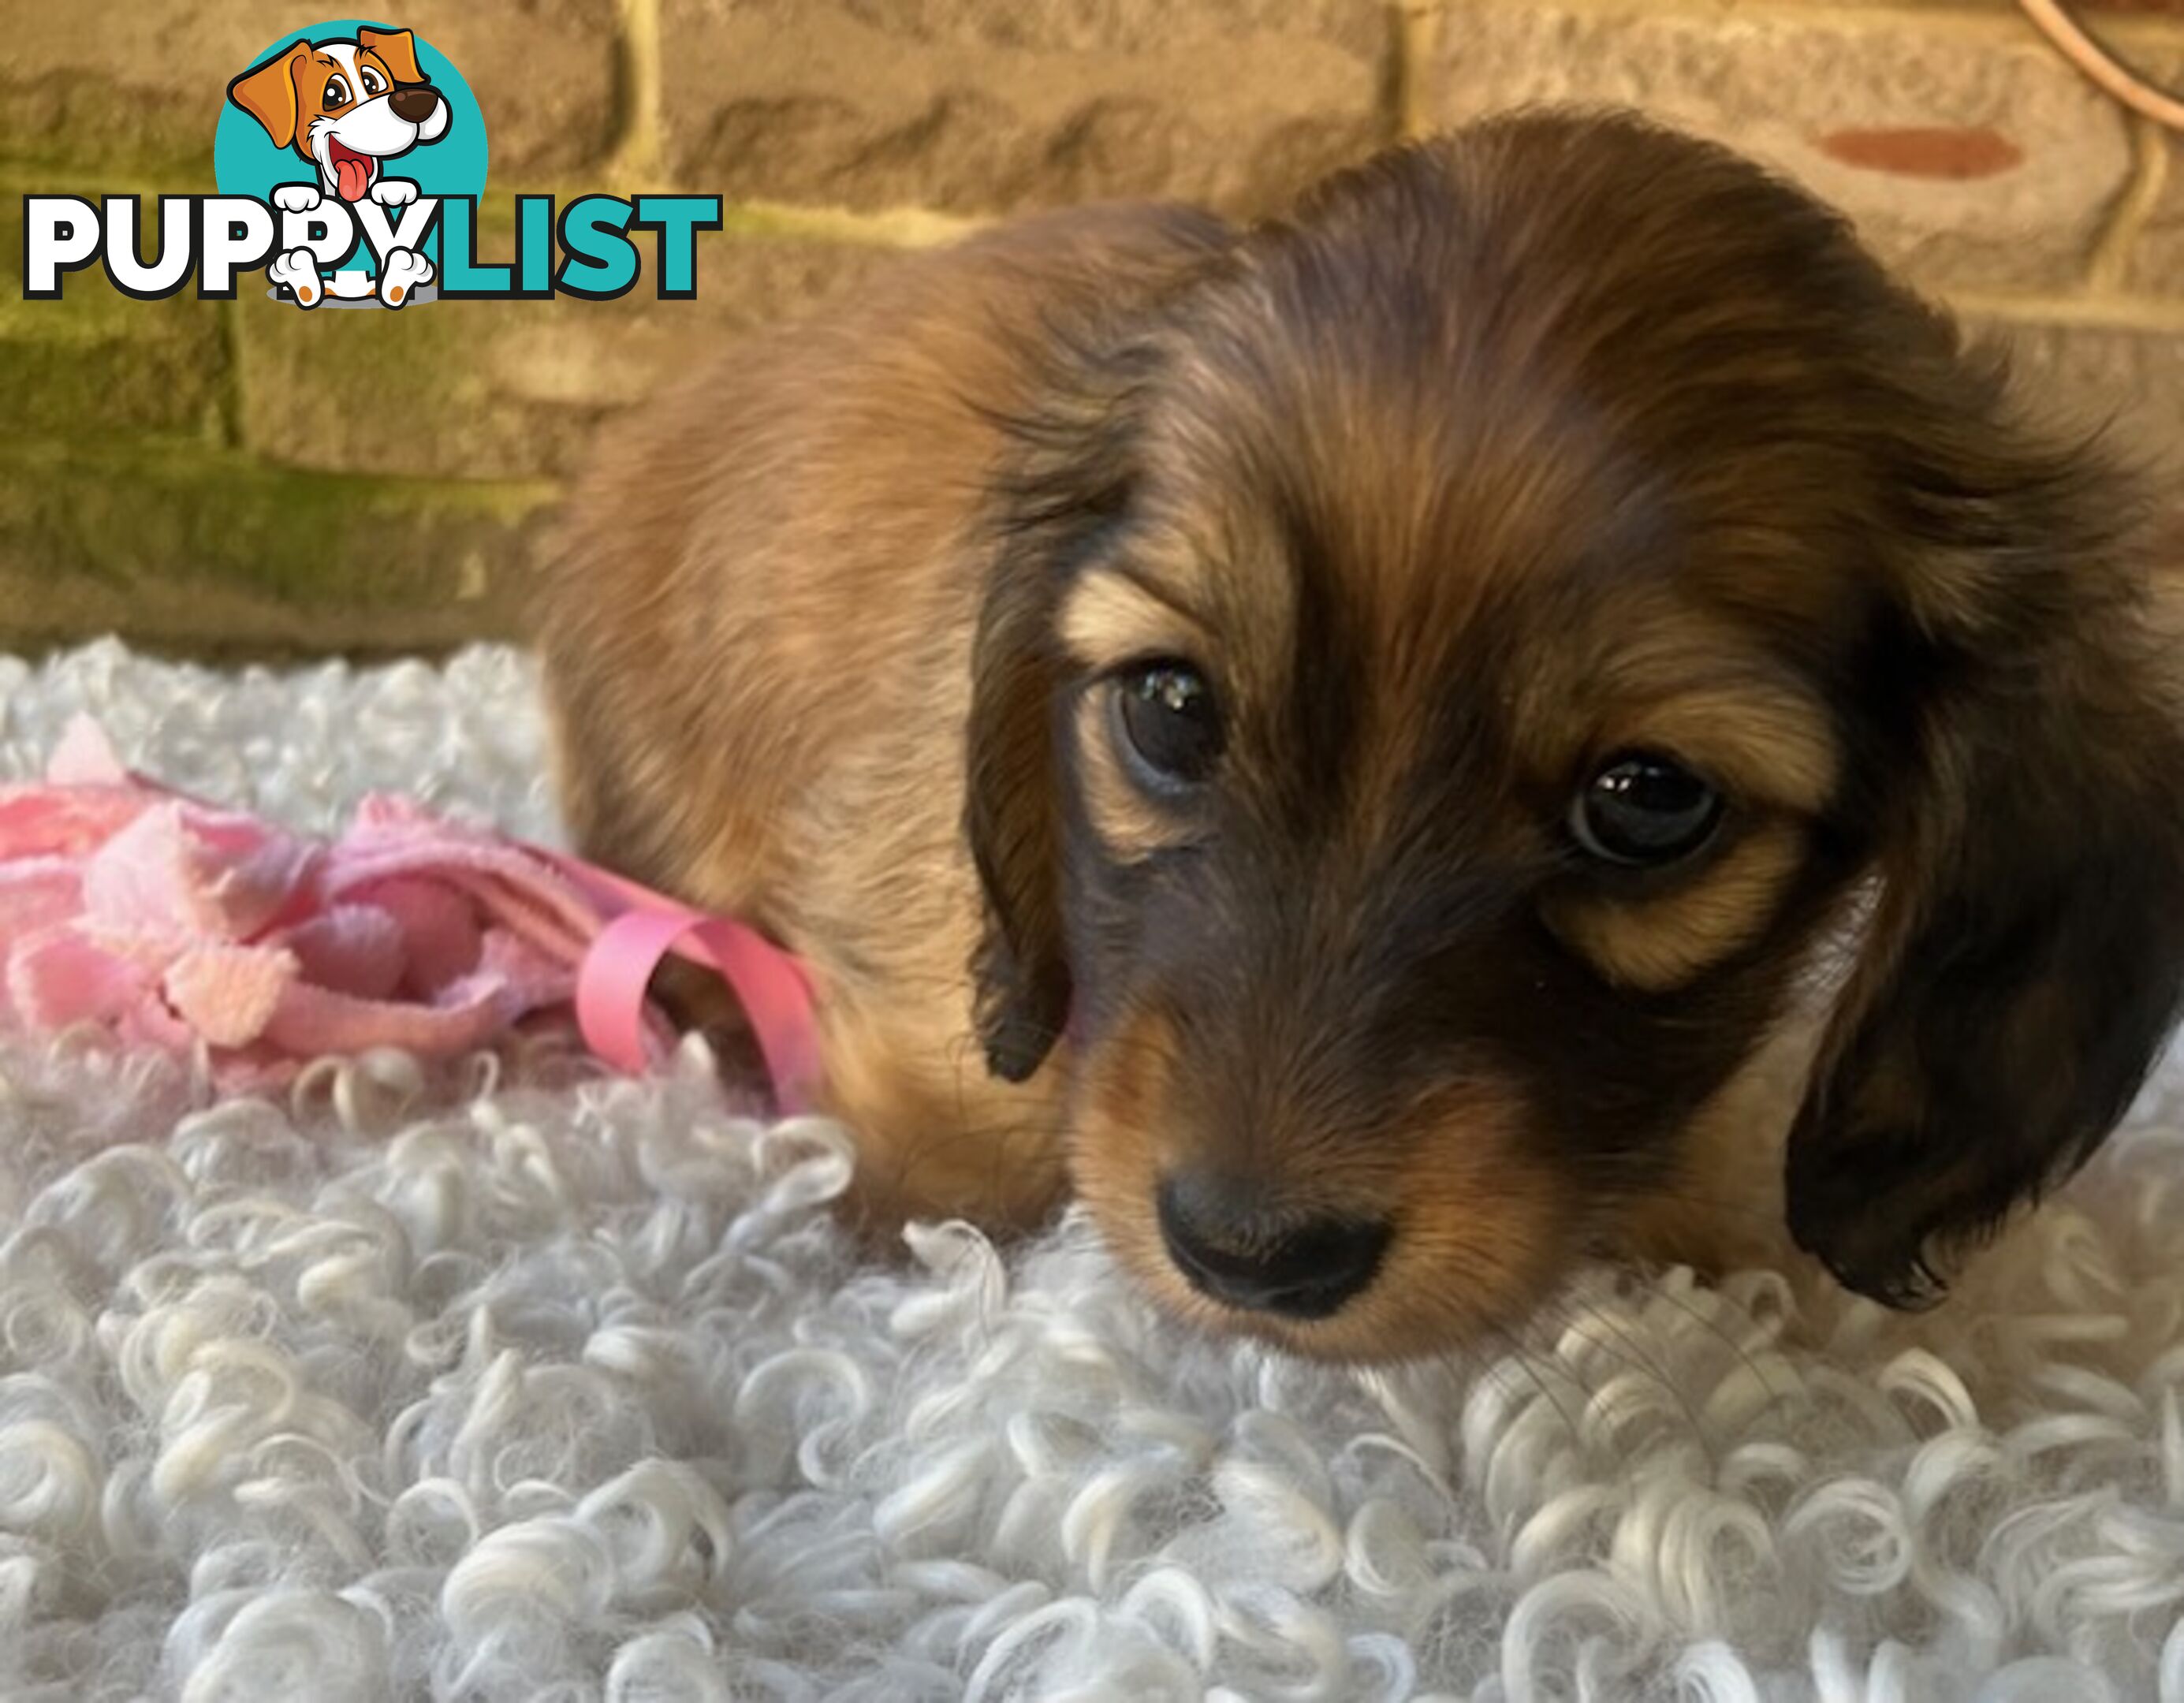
[20,18,721,310]
[218,21,482,307]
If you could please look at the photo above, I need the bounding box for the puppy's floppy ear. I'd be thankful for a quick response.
[964,559,1073,1084]
[963,323,1166,1083]
[358,26,426,85]
[1789,347,2184,1305]
[227,40,311,150]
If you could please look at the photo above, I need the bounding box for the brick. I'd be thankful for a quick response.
[233,233,899,482]
[385,0,621,178]
[0,565,525,661]
[659,0,1386,218]
[0,192,228,441]
[1982,319,2184,483]
[2,1,618,182]
[1428,2,2134,292]
[0,437,553,658]
[2,324,226,441]
[836,0,1387,57]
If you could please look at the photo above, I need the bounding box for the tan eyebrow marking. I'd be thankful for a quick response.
[1515,597,1842,814]
[1059,565,1212,671]
[1615,682,1840,817]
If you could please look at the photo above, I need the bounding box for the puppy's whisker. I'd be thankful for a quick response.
[1481,1323,1585,1450]
[1633,1274,1797,1420]
[1535,1294,1724,1462]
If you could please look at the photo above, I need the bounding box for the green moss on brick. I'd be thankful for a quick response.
[2,322,226,439]
[0,435,556,654]
[0,191,240,449]
[229,224,900,481]
[0,88,215,188]
[233,288,586,481]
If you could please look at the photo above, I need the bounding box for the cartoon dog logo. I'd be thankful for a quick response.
[225,26,449,307]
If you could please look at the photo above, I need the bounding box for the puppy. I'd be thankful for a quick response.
[538,110,2184,1363]
[226,26,449,307]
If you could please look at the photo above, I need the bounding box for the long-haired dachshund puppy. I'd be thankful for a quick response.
[538,109,2184,1364]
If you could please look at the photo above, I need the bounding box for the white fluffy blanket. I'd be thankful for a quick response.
[3,641,2182,1703]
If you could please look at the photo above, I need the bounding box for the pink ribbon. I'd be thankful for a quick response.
[12,722,821,1111]
[537,850,821,1112]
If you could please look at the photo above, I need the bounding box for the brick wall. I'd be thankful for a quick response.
[4,0,2180,657]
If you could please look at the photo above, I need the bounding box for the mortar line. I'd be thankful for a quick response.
[2088,117,2171,293]
[1388,2,1444,144]
[1426,0,2184,52]
[214,299,245,450]
[1943,285,2184,333]
[606,0,667,191]
[722,199,982,247]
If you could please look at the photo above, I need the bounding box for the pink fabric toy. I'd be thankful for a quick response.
[0,717,818,1103]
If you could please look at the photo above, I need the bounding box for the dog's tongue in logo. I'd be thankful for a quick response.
[328,138,375,202]
[222,24,462,307]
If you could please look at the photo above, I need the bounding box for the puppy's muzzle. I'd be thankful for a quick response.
[389,84,442,125]
[1156,1172,1392,1318]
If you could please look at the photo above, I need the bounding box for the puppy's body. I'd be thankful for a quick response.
[541,112,2184,1362]
[543,207,1222,1228]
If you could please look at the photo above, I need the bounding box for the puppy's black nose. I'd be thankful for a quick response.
[1156,1174,1390,1319]
[389,85,442,124]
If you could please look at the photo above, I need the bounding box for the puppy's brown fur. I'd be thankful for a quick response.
[539,110,2184,1362]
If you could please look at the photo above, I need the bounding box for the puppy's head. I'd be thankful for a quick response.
[966,110,2184,1362]
[227,28,449,199]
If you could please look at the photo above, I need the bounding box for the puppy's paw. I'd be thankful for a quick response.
[371,177,419,207]
[271,183,322,214]
[376,248,433,307]
[267,248,324,307]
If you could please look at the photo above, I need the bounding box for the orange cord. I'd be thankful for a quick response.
[2016,0,2184,131]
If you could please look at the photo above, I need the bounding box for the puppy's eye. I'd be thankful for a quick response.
[324,74,352,106]
[360,68,385,95]
[1571,751,1723,866]
[1111,661,1223,789]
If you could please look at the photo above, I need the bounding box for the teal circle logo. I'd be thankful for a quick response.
[214,19,486,306]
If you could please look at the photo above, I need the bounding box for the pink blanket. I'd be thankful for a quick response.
[0,717,819,1101]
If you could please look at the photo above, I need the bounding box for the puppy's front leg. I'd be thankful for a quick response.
[815,1001,1072,1247]
[645,962,1068,1246]
[371,178,419,207]
[647,956,769,1089]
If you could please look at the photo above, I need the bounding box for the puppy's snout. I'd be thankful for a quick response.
[389,85,442,125]
[1156,1173,1390,1319]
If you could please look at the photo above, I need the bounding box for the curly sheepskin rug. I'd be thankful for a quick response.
[3,640,2183,1703]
